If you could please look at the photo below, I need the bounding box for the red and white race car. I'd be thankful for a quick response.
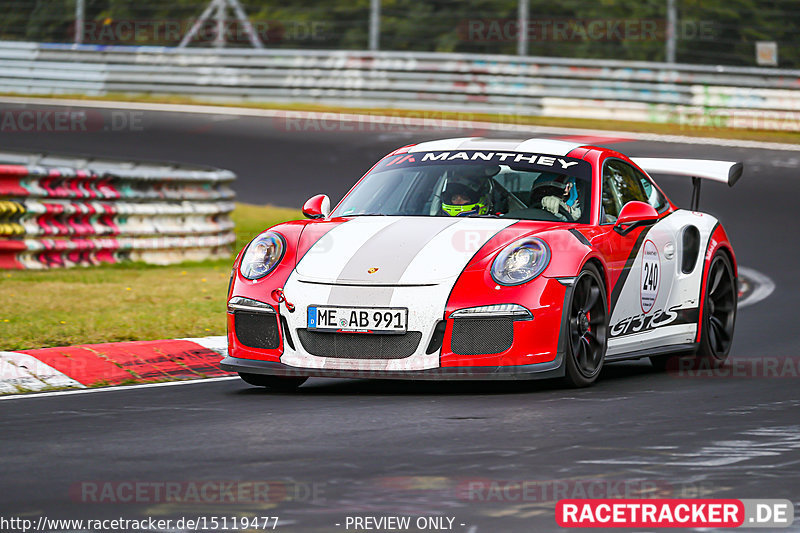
[221,138,741,388]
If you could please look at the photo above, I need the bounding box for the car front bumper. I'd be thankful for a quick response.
[220,353,565,381]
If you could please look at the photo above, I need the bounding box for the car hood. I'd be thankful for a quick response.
[294,216,519,285]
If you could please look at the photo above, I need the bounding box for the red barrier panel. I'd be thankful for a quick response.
[0,151,236,268]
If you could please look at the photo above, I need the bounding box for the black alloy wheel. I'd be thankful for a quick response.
[696,252,737,365]
[564,264,608,387]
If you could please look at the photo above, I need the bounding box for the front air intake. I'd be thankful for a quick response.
[234,311,280,349]
[297,330,422,359]
[450,318,514,355]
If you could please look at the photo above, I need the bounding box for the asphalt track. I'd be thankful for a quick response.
[1,102,799,532]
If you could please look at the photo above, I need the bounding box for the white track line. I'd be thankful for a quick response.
[0,376,239,402]
[2,95,800,152]
[738,266,777,309]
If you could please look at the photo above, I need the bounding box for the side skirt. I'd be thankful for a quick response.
[604,343,698,363]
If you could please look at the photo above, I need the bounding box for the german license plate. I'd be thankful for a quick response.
[307,306,407,334]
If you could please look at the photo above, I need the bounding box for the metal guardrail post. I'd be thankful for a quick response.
[214,0,227,48]
[517,0,529,56]
[666,0,677,63]
[74,0,85,45]
[369,0,381,51]
[179,0,264,49]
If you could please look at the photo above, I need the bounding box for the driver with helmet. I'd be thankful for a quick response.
[440,166,498,217]
[441,182,489,216]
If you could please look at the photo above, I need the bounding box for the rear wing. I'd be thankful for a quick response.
[631,157,744,210]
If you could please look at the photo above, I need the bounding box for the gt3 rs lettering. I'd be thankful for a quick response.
[610,305,699,338]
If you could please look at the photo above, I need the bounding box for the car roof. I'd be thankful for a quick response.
[406,137,589,157]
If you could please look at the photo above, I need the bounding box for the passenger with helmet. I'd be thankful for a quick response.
[538,176,582,222]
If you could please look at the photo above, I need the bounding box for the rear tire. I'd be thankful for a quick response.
[695,252,737,366]
[650,253,736,371]
[239,372,308,390]
[563,264,608,387]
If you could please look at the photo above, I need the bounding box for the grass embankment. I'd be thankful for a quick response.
[0,204,301,351]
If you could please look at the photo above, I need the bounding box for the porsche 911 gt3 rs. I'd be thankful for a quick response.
[221,137,741,388]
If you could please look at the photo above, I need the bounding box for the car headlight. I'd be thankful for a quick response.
[490,237,550,286]
[240,231,286,280]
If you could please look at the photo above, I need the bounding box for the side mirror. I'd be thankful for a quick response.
[614,201,659,235]
[302,194,331,219]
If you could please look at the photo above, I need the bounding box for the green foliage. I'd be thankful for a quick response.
[0,1,796,66]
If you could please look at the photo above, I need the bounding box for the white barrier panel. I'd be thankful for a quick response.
[2,41,800,130]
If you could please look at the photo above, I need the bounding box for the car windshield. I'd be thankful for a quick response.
[331,150,592,223]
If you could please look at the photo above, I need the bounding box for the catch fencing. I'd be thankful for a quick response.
[0,150,235,269]
[1,41,800,131]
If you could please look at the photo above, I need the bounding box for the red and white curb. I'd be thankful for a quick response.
[0,336,229,394]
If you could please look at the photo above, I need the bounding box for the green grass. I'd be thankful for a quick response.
[5,92,800,144]
[0,203,302,351]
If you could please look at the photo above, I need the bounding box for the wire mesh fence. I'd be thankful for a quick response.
[0,0,798,68]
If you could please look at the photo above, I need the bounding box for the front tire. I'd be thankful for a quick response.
[239,372,308,390]
[563,264,608,387]
[696,252,737,366]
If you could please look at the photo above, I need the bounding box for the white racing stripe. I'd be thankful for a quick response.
[294,217,514,287]
[281,216,515,371]
[294,216,398,282]
[408,138,480,152]
[513,138,583,156]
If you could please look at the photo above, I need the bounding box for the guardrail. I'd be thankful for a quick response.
[0,150,235,269]
[1,41,800,131]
